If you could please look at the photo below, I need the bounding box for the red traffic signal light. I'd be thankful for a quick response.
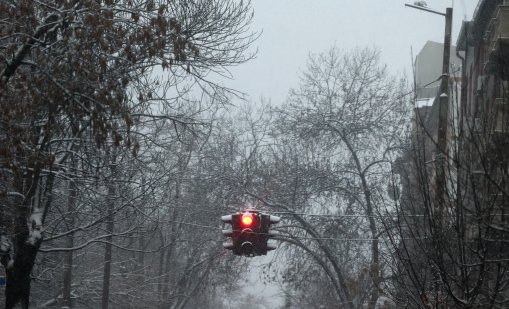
[241,213,254,227]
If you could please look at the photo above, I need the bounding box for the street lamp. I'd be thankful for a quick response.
[405,3,453,220]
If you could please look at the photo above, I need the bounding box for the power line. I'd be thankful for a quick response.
[272,212,425,218]
[166,219,428,243]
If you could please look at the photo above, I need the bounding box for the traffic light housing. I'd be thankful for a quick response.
[259,213,280,253]
[221,210,280,257]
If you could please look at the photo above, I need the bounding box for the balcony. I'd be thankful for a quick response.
[489,98,509,150]
[484,5,509,79]
[492,98,509,134]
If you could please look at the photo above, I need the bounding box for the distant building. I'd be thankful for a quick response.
[414,40,462,102]
[412,40,463,186]
[408,39,463,200]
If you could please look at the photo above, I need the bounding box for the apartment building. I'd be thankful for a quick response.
[393,0,509,306]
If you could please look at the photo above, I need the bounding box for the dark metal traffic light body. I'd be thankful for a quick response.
[221,210,280,257]
[257,213,280,254]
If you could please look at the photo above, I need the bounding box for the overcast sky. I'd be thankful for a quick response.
[227,0,479,105]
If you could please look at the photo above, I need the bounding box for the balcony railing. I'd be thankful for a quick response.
[492,97,509,134]
[485,5,509,78]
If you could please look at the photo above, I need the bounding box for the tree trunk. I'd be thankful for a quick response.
[156,230,166,302]
[5,238,39,309]
[62,178,77,308]
[337,129,381,309]
[101,153,116,309]
[101,204,114,309]
[160,243,175,308]
[4,170,43,309]
[161,162,186,308]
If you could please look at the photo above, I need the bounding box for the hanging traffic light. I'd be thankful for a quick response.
[221,210,280,257]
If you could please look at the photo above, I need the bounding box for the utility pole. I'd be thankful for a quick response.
[436,7,453,224]
[405,3,453,218]
[405,4,453,305]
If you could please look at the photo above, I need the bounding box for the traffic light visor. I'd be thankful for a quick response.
[241,213,254,226]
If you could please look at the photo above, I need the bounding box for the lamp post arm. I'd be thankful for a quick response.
[405,4,447,16]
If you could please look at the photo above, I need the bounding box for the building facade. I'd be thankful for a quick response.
[393,0,509,307]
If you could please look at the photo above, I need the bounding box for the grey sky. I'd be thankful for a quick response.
[228,0,478,105]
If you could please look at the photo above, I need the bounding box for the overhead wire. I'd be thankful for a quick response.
[165,218,429,242]
[271,212,425,218]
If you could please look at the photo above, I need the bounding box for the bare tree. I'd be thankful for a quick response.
[249,47,409,308]
[0,0,256,307]
[385,62,509,308]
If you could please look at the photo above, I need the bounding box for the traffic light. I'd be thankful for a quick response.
[221,210,280,257]
[221,214,235,250]
[221,211,260,257]
[259,213,280,254]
